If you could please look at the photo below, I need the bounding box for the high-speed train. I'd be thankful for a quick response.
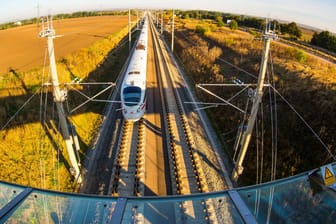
[121,16,148,121]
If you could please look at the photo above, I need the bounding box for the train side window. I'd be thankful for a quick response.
[128,71,140,75]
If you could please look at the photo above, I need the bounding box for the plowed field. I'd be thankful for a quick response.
[0,15,129,74]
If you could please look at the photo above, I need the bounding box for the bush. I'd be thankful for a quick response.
[230,20,238,30]
[195,25,210,35]
[216,16,224,27]
[281,22,302,39]
[296,49,307,63]
[311,31,336,53]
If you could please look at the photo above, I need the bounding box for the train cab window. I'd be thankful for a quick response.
[123,86,142,106]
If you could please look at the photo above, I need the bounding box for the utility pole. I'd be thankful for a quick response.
[137,10,139,30]
[232,24,278,182]
[128,9,131,51]
[161,13,163,34]
[171,9,174,52]
[39,17,82,183]
[156,12,159,27]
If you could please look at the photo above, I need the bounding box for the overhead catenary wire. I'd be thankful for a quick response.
[260,102,266,182]
[68,84,115,114]
[0,89,41,131]
[38,45,50,223]
[271,86,336,161]
[268,50,278,181]
[233,98,251,162]
[254,105,261,218]
[266,50,278,224]
[266,186,275,224]
[40,27,63,220]
[39,47,48,189]
[177,28,258,80]
[196,84,246,113]
[218,57,258,79]
[266,72,276,182]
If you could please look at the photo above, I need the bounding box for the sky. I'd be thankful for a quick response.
[0,0,335,32]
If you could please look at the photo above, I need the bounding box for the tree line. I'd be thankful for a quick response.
[177,10,336,54]
[0,10,129,30]
[311,31,336,53]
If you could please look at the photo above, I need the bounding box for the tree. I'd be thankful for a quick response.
[311,31,336,53]
[287,22,302,39]
[195,25,209,35]
[230,20,238,30]
[216,16,224,27]
[280,22,302,39]
[183,13,189,19]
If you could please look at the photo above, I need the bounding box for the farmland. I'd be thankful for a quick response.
[0,15,134,191]
[0,15,130,74]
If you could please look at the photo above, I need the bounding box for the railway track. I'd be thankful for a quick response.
[150,17,218,223]
[81,14,230,223]
[108,118,146,196]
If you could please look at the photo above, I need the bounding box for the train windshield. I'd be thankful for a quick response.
[123,86,142,106]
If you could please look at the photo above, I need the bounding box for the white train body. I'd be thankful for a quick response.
[121,16,148,121]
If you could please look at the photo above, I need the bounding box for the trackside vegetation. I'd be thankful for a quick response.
[311,31,336,53]
[175,10,336,53]
[165,12,336,185]
[0,19,135,191]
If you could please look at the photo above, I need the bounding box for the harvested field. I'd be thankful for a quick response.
[0,15,131,74]
[0,15,135,191]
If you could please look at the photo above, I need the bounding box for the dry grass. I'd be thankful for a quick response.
[70,112,102,147]
[271,41,336,85]
[299,27,316,42]
[172,17,336,185]
[0,16,134,190]
[0,122,72,190]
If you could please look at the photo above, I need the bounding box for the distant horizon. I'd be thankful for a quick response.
[1,1,335,33]
[1,9,333,34]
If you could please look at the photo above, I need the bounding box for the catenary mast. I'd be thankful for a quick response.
[40,17,82,183]
[232,23,278,182]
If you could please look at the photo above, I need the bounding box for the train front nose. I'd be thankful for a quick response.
[123,106,142,121]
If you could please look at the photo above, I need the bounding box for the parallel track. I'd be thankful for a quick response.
[82,14,228,223]
[150,17,218,223]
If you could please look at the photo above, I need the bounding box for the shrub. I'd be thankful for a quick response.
[216,16,224,27]
[195,25,210,35]
[229,20,238,30]
[296,49,307,63]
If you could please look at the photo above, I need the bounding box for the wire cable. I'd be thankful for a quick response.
[254,109,260,216]
[1,89,41,131]
[266,70,275,181]
[271,86,336,161]
[260,102,264,184]
[268,50,278,181]
[175,27,258,80]
[233,98,250,162]
[39,47,48,190]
